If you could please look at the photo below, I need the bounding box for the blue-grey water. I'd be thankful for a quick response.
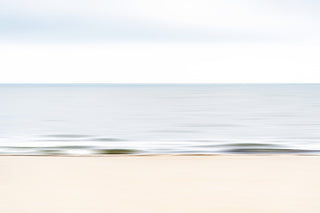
[1,84,320,155]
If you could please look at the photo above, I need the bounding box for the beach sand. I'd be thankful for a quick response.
[1,155,320,213]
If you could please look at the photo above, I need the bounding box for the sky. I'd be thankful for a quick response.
[0,0,319,83]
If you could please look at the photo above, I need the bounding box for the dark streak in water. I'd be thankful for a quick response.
[40,149,64,155]
[190,143,281,149]
[219,143,281,148]
[95,149,138,155]
[89,138,125,142]
[226,148,319,154]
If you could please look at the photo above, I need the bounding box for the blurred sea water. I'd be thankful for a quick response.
[1,84,320,155]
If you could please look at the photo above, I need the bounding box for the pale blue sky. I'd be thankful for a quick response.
[0,0,319,42]
[0,0,319,83]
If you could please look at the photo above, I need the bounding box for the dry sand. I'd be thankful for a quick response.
[1,155,320,213]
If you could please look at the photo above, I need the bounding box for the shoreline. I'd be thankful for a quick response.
[1,153,320,157]
[1,155,320,213]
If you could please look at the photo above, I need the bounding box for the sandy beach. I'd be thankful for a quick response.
[1,155,320,213]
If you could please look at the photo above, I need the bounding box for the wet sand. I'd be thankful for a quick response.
[1,155,320,213]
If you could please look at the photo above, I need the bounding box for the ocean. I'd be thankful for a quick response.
[1,84,320,155]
